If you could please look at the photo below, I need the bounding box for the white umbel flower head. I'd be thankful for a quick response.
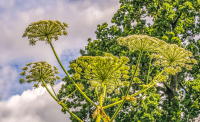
[19,61,60,89]
[151,44,198,75]
[22,20,69,45]
[117,34,167,53]
[69,52,131,94]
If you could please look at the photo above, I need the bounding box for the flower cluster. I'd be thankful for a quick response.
[117,34,198,76]
[19,61,61,89]
[117,34,167,53]
[22,20,69,45]
[151,44,198,75]
[69,52,131,94]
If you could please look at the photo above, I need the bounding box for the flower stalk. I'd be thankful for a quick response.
[48,37,98,108]
[40,77,83,122]
[61,89,77,103]
[96,82,104,122]
[146,51,153,85]
[110,50,143,122]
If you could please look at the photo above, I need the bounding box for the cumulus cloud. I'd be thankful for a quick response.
[0,81,71,122]
[0,65,19,100]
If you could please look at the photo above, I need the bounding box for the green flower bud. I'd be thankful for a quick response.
[134,77,141,84]
[54,70,59,74]
[56,76,60,80]
[22,67,29,71]
[20,71,26,76]
[115,89,120,95]
[77,82,84,90]
[91,81,99,87]
[72,73,80,80]
[26,75,32,79]
[53,66,58,70]
[122,74,130,80]
[33,83,39,89]
[26,63,32,66]
[19,78,26,84]
[75,67,82,73]
[27,78,32,83]
[69,63,77,69]
[123,80,130,87]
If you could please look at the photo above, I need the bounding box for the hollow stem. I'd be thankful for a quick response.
[61,89,77,103]
[41,78,58,102]
[96,82,104,122]
[48,38,98,108]
[102,100,123,109]
[58,102,83,122]
[146,51,152,85]
[43,74,57,98]
[110,50,144,122]
[40,78,82,122]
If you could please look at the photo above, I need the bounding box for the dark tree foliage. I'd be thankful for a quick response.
[57,0,200,121]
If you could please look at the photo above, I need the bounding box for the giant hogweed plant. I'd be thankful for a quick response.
[19,20,197,122]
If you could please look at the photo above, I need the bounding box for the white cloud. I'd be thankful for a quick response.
[0,81,70,122]
[0,65,19,99]
[0,0,15,9]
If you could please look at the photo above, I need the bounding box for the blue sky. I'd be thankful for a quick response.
[0,0,199,122]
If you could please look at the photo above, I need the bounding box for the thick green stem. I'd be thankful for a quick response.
[59,102,83,122]
[103,85,106,103]
[110,50,144,122]
[102,100,123,109]
[40,78,82,122]
[96,82,104,122]
[43,73,58,98]
[48,38,98,108]
[146,51,152,85]
[41,78,58,102]
[50,83,57,97]
[131,70,166,97]
[61,89,77,103]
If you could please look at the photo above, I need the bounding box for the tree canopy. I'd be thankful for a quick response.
[57,0,200,121]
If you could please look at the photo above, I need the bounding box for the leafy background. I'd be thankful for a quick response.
[58,0,200,122]
[0,0,199,122]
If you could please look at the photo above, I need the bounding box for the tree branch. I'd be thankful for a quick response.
[162,81,175,97]
[171,9,183,31]
[177,72,188,93]
[179,81,188,94]
[162,81,171,91]
[177,72,184,82]
[141,14,148,18]
[185,18,193,25]
[155,86,166,92]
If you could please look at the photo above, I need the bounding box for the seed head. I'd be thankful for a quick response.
[151,44,197,75]
[70,52,131,94]
[117,34,166,53]
[22,20,69,45]
[19,61,60,89]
